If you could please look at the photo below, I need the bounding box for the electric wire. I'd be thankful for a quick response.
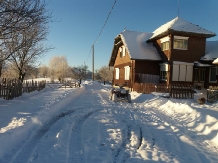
[93,0,117,45]
[84,0,117,65]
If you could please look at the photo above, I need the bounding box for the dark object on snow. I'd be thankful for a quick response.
[197,97,206,104]
[109,85,131,103]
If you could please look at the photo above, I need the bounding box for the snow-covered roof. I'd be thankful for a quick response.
[201,41,218,61]
[213,58,218,64]
[149,17,216,40]
[194,61,212,67]
[120,30,161,60]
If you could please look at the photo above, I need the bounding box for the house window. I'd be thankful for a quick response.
[200,69,205,81]
[115,68,119,79]
[160,36,170,51]
[172,61,193,81]
[194,69,199,81]
[124,66,130,80]
[160,71,167,80]
[161,42,169,51]
[209,67,217,83]
[173,36,189,50]
[119,46,125,57]
[194,69,205,82]
[159,63,168,81]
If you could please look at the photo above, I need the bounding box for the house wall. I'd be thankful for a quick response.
[154,34,207,86]
[154,35,206,62]
[169,35,206,85]
[113,48,132,87]
[114,48,131,67]
[135,60,160,75]
[154,37,171,62]
[170,35,206,62]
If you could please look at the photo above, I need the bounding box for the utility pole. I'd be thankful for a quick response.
[92,44,94,81]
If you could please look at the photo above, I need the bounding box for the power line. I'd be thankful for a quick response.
[84,0,117,65]
[85,46,92,64]
[93,0,117,45]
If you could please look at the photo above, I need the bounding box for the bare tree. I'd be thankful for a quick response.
[1,62,18,78]
[0,0,51,77]
[6,22,51,82]
[49,56,69,82]
[94,69,101,81]
[38,65,49,78]
[72,65,89,84]
[97,66,113,84]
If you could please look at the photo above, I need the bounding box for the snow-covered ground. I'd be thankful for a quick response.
[0,80,217,163]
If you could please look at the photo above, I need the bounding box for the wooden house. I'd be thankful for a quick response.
[108,17,218,91]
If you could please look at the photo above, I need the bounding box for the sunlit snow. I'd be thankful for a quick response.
[0,80,217,163]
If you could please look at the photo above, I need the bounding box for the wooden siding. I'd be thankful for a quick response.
[135,73,159,84]
[170,35,206,62]
[154,34,206,63]
[114,47,131,67]
[134,60,160,75]
[113,46,132,87]
[111,32,217,91]
[153,34,209,87]
[153,36,171,62]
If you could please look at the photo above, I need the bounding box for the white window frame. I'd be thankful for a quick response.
[119,46,126,57]
[115,68,119,80]
[172,61,193,82]
[172,64,179,81]
[159,63,169,81]
[161,42,170,51]
[124,66,130,80]
[160,36,170,51]
[123,46,125,57]
[186,65,193,82]
[173,35,189,50]
[209,67,217,83]
[179,64,186,81]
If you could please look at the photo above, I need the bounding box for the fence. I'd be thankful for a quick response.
[170,84,194,99]
[207,86,218,103]
[0,78,46,100]
[133,83,194,99]
[23,80,46,93]
[0,79,22,100]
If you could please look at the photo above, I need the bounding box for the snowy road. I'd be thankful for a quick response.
[1,82,218,163]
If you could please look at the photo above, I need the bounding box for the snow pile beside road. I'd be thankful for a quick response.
[0,81,217,163]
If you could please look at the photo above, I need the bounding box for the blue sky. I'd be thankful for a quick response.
[43,0,218,71]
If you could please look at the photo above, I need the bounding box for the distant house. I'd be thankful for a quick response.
[108,17,218,90]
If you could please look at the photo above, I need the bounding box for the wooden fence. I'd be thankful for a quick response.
[133,83,194,99]
[0,79,22,100]
[207,86,218,103]
[170,84,194,99]
[23,80,46,93]
[0,78,46,100]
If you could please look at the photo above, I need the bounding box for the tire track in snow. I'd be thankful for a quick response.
[9,107,82,163]
[99,93,184,162]
[109,105,191,162]
[67,108,101,163]
[109,108,143,163]
[10,86,107,163]
[132,107,213,162]
[66,87,109,163]
[150,107,218,162]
